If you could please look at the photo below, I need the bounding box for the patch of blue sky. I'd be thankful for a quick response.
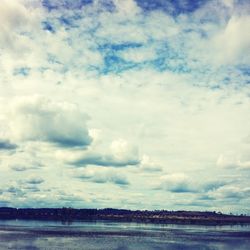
[218,65,250,87]
[13,67,30,77]
[56,14,85,29]
[135,0,206,15]
[149,57,191,73]
[149,42,190,73]
[95,40,189,74]
[42,0,93,11]
[99,55,141,74]
[95,39,194,74]
[58,16,79,30]
[96,53,191,75]
[97,0,116,12]
[98,42,143,52]
[182,28,209,39]
[222,77,231,85]
[235,0,250,8]
[42,21,55,33]
[206,66,250,88]
[237,65,250,76]
[95,42,143,74]
[42,0,58,11]
[41,0,216,16]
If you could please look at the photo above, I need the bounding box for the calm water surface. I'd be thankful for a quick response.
[0,220,250,249]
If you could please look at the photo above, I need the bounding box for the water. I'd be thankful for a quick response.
[0,220,250,249]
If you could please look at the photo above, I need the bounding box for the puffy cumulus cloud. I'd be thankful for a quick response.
[113,0,140,15]
[139,155,162,172]
[76,168,129,186]
[0,0,42,51]
[158,173,195,193]
[0,0,31,35]
[60,138,140,167]
[209,15,250,64]
[8,96,92,148]
[110,139,139,163]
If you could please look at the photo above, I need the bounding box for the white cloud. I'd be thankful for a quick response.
[0,0,42,51]
[76,167,129,186]
[57,138,140,167]
[113,0,140,15]
[119,46,156,63]
[140,155,162,172]
[210,15,250,64]
[159,173,195,193]
[8,96,92,148]
[110,138,139,163]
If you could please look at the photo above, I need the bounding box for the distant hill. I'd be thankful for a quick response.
[0,207,250,225]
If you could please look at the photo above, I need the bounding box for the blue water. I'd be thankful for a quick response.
[0,220,250,249]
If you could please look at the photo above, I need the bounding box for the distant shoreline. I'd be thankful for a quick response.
[1,207,250,226]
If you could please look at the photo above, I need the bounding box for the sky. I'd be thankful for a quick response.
[0,0,250,214]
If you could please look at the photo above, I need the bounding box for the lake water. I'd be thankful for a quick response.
[0,220,250,249]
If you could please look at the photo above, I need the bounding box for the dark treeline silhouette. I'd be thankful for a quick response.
[0,207,250,225]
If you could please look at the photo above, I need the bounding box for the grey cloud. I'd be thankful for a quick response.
[4,184,40,197]
[51,137,92,148]
[26,177,44,185]
[10,161,43,172]
[6,186,25,196]
[202,181,228,192]
[168,184,196,193]
[159,173,196,193]
[24,186,40,192]
[158,176,229,194]
[141,166,162,172]
[10,165,28,172]
[72,154,139,167]
[0,139,17,150]
[198,194,216,201]
[110,175,129,186]
[7,186,21,193]
[10,96,92,148]
[76,169,129,186]
[207,186,250,201]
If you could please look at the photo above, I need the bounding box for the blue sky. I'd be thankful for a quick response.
[0,0,250,214]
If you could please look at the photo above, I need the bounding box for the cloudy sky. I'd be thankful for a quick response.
[0,0,250,214]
